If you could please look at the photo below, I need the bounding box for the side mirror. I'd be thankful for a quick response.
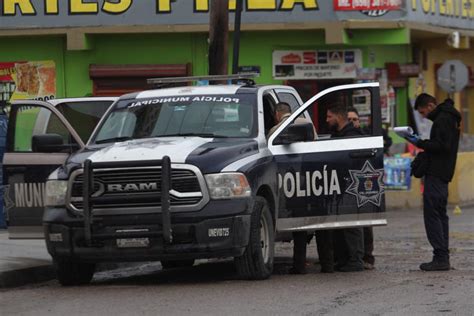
[32,134,79,153]
[273,122,315,145]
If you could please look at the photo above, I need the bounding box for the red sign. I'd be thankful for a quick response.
[281,53,302,64]
[303,52,316,64]
[0,62,16,81]
[333,0,402,11]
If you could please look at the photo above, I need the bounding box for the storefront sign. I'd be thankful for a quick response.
[334,0,402,11]
[238,65,261,75]
[399,64,421,77]
[272,50,362,80]
[0,0,320,15]
[0,61,56,101]
[378,70,390,123]
[357,68,379,80]
[384,157,411,190]
[0,1,471,30]
[409,0,474,29]
[0,0,406,29]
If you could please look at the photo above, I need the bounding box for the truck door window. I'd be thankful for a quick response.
[9,105,73,152]
[46,101,113,143]
[262,93,277,135]
[276,92,300,112]
[277,91,311,121]
[319,88,373,138]
[287,88,374,140]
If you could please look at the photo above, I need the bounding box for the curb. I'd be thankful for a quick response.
[0,264,56,288]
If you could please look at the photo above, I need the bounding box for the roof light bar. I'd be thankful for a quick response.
[147,73,259,85]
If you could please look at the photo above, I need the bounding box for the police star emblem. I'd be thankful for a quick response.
[345,161,384,208]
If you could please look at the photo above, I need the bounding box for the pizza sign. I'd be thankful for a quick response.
[0,61,56,102]
[333,0,402,11]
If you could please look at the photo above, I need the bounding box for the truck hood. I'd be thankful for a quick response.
[68,137,259,174]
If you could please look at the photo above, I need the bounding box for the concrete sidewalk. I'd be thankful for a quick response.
[0,230,55,288]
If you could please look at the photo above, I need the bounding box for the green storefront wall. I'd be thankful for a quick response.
[0,28,410,125]
[0,36,67,98]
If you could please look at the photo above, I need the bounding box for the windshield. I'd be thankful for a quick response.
[93,94,256,144]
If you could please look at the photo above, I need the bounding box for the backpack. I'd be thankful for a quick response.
[411,152,429,178]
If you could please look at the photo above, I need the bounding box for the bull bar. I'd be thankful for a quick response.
[82,156,173,246]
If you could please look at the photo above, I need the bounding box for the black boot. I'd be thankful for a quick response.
[291,232,307,274]
[419,260,450,271]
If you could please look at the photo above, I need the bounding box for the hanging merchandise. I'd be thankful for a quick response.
[388,85,396,126]
[378,70,390,123]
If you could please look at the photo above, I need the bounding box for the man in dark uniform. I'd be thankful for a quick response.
[267,102,328,274]
[327,103,364,272]
[412,94,461,271]
[347,106,375,270]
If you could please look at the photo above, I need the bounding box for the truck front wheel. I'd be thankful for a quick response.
[235,197,274,280]
[55,258,95,286]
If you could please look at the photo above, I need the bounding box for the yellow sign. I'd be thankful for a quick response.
[411,0,474,19]
[1,0,319,15]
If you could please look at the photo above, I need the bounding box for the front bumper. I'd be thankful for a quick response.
[44,208,251,262]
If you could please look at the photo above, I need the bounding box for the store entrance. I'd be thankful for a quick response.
[89,64,192,97]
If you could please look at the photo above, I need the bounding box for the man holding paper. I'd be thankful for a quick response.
[410,93,461,271]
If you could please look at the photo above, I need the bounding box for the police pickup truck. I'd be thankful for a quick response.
[4,75,386,285]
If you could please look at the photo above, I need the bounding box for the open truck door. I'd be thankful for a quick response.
[3,98,115,238]
[268,82,386,232]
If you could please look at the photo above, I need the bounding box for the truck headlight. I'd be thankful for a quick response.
[45,180,68,207]
[205,173,251,199]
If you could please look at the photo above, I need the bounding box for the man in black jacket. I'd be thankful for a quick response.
[327,103,365,272]
[413,93,461,271]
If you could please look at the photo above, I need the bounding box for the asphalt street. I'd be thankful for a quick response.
[1,205,473,315]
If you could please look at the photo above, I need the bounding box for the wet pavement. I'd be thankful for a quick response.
[0,205,473,315]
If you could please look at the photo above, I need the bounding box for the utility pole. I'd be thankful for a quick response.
[208,0,229,76]
[232,0,243,75]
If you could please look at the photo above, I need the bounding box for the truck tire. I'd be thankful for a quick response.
[55,258,95,286]
[235,197,274,280]
[160,259,195,270]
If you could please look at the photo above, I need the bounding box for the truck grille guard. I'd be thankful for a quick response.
[82,157,174,246]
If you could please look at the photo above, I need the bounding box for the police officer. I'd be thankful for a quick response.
[268,103,321,274]
[326,103,364,272]
[268,102,292,137]
[347,107,375,270]
[412,94,461,271]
